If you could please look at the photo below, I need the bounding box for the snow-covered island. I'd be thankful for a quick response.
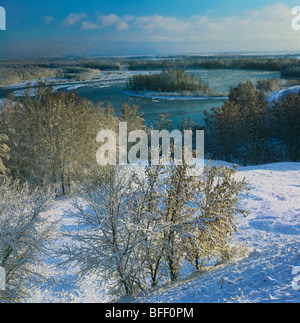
[125,69,227,101]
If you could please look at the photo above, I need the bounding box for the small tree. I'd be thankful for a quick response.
[0,134,10,178]
[0,182,57,302]
[183,164,249,270]
[60,166,148,297]
[154,112,174,131]
[134,164,167,287]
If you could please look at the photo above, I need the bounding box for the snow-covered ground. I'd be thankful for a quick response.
[129,162,300,303]
[268,85,300,103]
[24,161,300,303]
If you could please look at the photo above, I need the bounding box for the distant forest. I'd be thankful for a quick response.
[1,55,300,86]
[127,56,300,79]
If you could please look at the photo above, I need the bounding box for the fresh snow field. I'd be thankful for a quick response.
[25,161,300,303]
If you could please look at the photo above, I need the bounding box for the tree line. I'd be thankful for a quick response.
[204,81,300,165]
[127,56,300,78]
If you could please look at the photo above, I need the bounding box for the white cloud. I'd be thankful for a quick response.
[81,21,98,31]
[101,14,120,27]
[61,13,132,32]
[62,13,87,27]
[121,3,298,49]
[99,14,133,31]
[116,21,129,31]
[135,15,191,32]
[59,3,299,53]
[44,16,54,25]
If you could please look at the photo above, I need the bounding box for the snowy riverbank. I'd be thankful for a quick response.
[268,85,300,103]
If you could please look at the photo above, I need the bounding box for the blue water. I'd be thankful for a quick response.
[75,83,226,127]
[75,69,280,126]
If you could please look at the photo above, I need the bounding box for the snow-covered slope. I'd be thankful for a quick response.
[128,243,299,303]
[25,162,300,303]
[130,162,300,303]
[268,86,300,104]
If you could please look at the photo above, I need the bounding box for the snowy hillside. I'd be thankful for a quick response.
[25,162,300,303]
[268,85,300,104]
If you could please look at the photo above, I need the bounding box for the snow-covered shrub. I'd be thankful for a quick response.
[60,166,148,297]
[183,165,249,270]
[61,163,248,297]
[0,181,57,302]
[0,134,10,178]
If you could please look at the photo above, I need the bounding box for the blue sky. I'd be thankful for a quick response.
[0,0,299,57]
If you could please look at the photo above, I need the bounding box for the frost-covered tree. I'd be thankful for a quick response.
[204,81,270,165]
[0,86,121,194]
[178,117,195,132]
[61,162,248,297]
[120,103,146,132]
[183,164,249,270]
[274,91,300,162]
[60,166,148,297]
[0,89,148,195]
[154,112,174,131]
[141,163,248,279]
[0,134,10,178]
[256,78,280,93]
[0,182,57,302]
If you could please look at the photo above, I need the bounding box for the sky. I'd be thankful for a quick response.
[0,0,299,57]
